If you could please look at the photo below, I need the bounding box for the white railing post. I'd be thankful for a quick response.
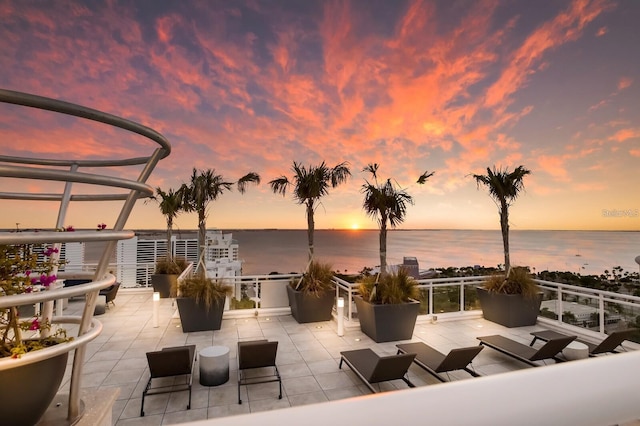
[558,287,563,324]
[599,294,605,333]
[459,280,465,313]
[428,285,433,315]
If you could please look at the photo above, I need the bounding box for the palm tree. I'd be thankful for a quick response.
[182,168,260,276]
[472,165,531,274]
[361,163,431,275]
[152,187,183,263]
[269,161,351,261]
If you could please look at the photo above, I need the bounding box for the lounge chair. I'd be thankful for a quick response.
[477,334,576,367]
[99,282,120,306]
[339,348,416,393]
[531,329,636,356]
[237,340,281,404]
[396,342,483,382]
[141,345,196,416]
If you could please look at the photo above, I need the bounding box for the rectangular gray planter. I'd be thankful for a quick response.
[287,285,335,323]
[150,274,177,298]
[476,287,543,328]
[176,297,225,332]
[354,296,420,343]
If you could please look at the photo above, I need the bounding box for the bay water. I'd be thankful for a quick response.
[230,229,640,276]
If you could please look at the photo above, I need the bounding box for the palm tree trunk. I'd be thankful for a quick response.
[500,201,510,273]
[197,212,206,277]
[166,217,173,262]
[306,200,314,261]
[380,218,387,275]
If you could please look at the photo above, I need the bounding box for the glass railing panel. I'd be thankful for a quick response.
[417,288,430,315]
[432,285,461,314]
[464,285,480,311]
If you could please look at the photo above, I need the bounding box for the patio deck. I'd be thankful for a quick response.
[57,289,593,425]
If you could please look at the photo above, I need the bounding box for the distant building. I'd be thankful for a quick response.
[62,229,242,287]
[402,256,420,279]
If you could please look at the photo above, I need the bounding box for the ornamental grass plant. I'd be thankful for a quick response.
[178,275,233,310]
[292,260,334,297]
[358,268,419,304]
[483,266,539,298]
[154,256,188,274]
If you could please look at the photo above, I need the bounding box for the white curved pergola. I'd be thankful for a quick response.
[0,89,170,423]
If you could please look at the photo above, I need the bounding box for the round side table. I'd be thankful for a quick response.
[563,341,589,360]
[199,346,230,386]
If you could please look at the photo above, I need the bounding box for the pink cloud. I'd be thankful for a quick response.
[484,0,612,110]
[595,26,608,36]
[536,155,570,182]
[609,128,640,142]
[617,77,633,90]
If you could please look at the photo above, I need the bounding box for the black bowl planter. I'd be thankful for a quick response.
[176,297,225,332]
[151,274,177,298]
[476,287,543,328]
[354,296,420,343]
[286,285,335,323]
[0,351,68,426]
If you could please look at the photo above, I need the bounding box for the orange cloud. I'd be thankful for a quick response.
[484,0,612,110]
[536,155,570,182]
[617,77,632,90]
[608,128,640,142]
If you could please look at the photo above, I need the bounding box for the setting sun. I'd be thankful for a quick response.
[351,223,359,230]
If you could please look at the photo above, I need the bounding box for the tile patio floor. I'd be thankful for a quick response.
[57,289,574,425]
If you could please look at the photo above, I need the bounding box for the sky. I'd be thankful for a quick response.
[1,0,639,232]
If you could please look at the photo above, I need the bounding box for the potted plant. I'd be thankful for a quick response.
[150,187,185,298]
[0,243,72,425]
[472,165,540,327]
[175,274,233,332]
[476,266,543,327]
[287,260,336,323]
[151,256,187,298]
[355,268,421,342]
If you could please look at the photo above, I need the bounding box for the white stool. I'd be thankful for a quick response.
[199,346,230,386]
[563,341,589,360]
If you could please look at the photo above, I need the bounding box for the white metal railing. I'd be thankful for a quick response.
[77,262,640,339]
[536,279,640,335]
[332,275,640,339]
[333,275,488,324]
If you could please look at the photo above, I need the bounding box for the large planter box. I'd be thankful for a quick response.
[354,296,420,343]
[287,285,335,323]
[476,287,543,328]
[0,351,68,426]
[151,274,177,298]
[176,297,225,332]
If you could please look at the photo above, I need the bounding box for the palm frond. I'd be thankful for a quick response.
[237,172,261,193]
[417,170,435,185]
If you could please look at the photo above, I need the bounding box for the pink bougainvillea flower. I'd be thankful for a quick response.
[65,225,75,232]
[29,318,40,330]
[97,223,107,230]
[43,246,58,257]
